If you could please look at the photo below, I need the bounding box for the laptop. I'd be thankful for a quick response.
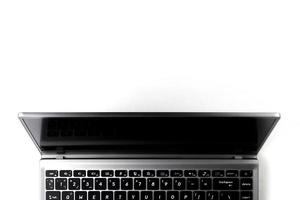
[19,112,280,200]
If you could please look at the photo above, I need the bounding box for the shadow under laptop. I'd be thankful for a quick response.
[259,154,269,200]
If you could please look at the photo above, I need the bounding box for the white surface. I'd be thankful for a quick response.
[0,0,299,199]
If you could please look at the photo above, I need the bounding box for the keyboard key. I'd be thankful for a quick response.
[198,170,210,177]
[241,191,253,200]
[193,191,205,200]
[141,191,152,200]
[134,178,146,190]
[240,170,253,177]
[46,178,54,190]
[88,191,100,200]
[157,170,169,177]
[46,170,58,177]
[161,178,172,190]
[56,178,67,190]
[60,170,72,177]
[75,191,87,200]
[226,170,238,177]
[220,191,239,200]
[154,191,166,200]
[143,170,155,177]
[115,191,127,200]
[147,178,159,190]
[108,178,120,190]
[82,178,93,190]
[241,178,253,190]
[116,170,128,177]
[102,170,114,177]
[121,178,133,190]
[69,178,80,190]
[88,170,100,177]
[187,178,199,190]
[95,178,107,190]
[167,191,179,200]
[200,178,212,190]
[212,170,225,177]
[174,178,185,190]
[207,191,218,200]
[184,170,197,177]
[180,191,192,200]
[102,191,113,200]
[74,170,86,177]
[62,191,74,200]
[129,170,142,177]
[171,170,183,177]
[128,191,140,200]
[46,191,60,200]
[213,178,239,190]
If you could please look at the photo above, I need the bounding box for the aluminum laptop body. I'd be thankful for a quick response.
[19,112,280,200]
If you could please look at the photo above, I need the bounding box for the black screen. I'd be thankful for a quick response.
[19,112,279,155]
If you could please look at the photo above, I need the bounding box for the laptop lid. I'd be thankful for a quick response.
[19,112,280,156]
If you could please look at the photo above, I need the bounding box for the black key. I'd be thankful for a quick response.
[171,170,183,177]
[154,191,166,200]
[88,170,100,177]
[95,178,107,190]
[102,191,113,200]
[240,170,253,177]
[141,191,152,200]
[212,170,225,177]
[220,191,239,200]
[56,178,67,190]
[75,191,87,200]
[198,170,210,177]
[187,178,199,190]
[167,191,178,200]
[74,170,86,177]
[174,178,185,190]
[241,191,253,200]
[115,191,127,200]
[129,170,141,177]
[121,178,133,190]
[134,178,146,190]
[157,170,169,177]
[62,191,74,200]
[46,178,54,190]
[207,191,218,200]
[226,170,238,177]
[241,178,253,190]
[147,178,159,190]
[60,170,72,177]
[108,178,120,190]
[213,178,239,190]
[116,170,128,177]
[143,170,155,177]
[180,191,192,200]
[184,170,197,177]
[88,191,100,200]
[128,191,140,200]
[82,178,93,190]
[102,170,114,177]
[46,191,60,200]
[193,191,205,200]
[200,178,212,190]
[161,178,172,190]
[46,170,58,177]
[69,178,80,190]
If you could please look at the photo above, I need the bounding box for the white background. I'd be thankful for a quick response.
[0,0,299,199]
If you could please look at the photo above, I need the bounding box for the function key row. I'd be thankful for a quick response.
[46,170,253,178]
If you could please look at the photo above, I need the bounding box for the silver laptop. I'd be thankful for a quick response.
[19,112,280,200]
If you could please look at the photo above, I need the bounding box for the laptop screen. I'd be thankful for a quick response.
[19,112,279,155]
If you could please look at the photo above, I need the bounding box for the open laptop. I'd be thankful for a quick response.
[19,112,280,200]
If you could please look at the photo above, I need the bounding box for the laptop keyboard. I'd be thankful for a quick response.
[45,169,253,200]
